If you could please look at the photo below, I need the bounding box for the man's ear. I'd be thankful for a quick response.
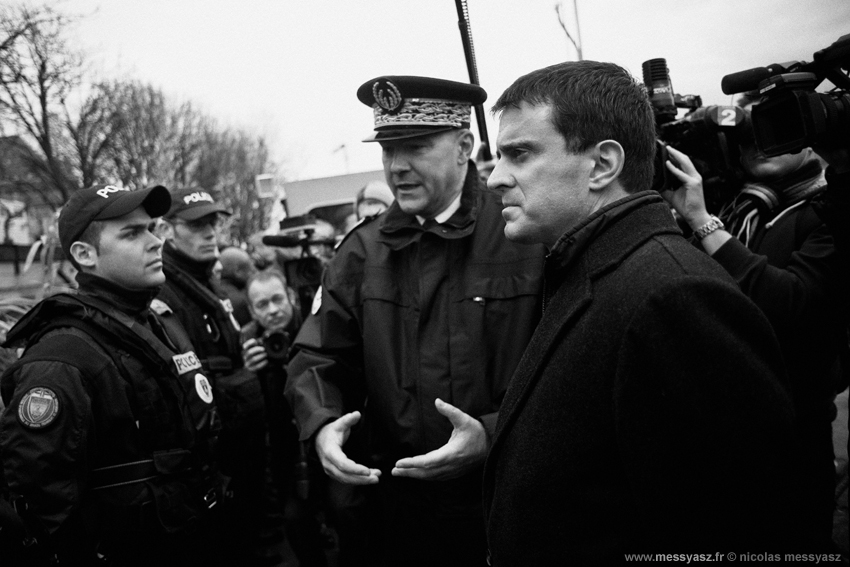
[588,140,625,191]
[70,241,97,269]
[457,130,475,164]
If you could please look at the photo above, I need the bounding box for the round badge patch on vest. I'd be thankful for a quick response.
[18,387,60,429]
[311,286,323,315]
[194,373,214,404]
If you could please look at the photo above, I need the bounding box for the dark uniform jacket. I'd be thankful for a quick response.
[157,243,269,566]
[219,276,252,327]
[158,242,265,438]
[0,274,221,564]
[286,164,546,473]
[483,192,804,565]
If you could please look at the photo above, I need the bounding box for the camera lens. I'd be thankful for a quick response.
[263,330,290,362]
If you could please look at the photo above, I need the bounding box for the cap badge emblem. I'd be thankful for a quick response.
[373,79,403,114]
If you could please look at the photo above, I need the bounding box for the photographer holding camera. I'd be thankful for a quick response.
[242,269,327,567]
[660,97,848,551]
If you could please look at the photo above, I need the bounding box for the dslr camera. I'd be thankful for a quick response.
[256,329,290,363]
[643,58,748,209]
[721,33,850,157]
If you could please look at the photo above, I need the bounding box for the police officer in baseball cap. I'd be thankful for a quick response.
[157,187,270,565]
[285,76,546,566]
[1,184,225,565]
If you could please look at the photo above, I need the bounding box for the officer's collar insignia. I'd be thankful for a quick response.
[194,373,214,404]
[18,387,60,429]
[373,79,403,114]
[311,286,323,315]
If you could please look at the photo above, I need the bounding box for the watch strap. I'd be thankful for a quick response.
[694,215,724,240]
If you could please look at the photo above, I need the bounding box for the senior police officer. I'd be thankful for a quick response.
[156,188,268,565]
[0,185,224,565]
[285,76,547,566]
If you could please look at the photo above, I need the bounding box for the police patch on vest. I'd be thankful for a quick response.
[173,351,202,374]
[194,373,214,404]
[18,387,60,429]
[311,286,322,315]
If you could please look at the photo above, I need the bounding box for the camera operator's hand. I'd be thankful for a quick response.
[662,146,732,254]
[315,411,382,485]
[391,398,488,481]
[661,146,710,225]
[242,338,268,372]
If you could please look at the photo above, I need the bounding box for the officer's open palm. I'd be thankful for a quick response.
[315,411,381,485]
[392,398,488,481]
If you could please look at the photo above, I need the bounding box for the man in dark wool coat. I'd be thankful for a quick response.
[482,60,808,565]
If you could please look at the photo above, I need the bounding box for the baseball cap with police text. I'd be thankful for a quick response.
[165,187,232,221]
[58,184,171,260]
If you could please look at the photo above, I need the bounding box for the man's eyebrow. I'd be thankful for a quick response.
[118,221,151,233]
[498,138,536,152]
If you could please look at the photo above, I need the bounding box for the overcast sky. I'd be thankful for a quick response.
[55,0,850,182]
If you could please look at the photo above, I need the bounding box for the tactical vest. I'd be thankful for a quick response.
[1,293,225,539]
[158,262,265,434]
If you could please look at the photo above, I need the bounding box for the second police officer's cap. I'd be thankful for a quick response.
[165,187,232,221]
[357,76,487,142]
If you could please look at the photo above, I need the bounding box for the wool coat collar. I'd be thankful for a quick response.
[490,191,682,449]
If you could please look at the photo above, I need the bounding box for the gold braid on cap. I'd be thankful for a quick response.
[373,98,471,129]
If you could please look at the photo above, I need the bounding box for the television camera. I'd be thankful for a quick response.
[643,58,748,210]
[721,33,850,157]
[262,214,335,320]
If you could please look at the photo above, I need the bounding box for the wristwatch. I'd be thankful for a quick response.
[694,215,724,240]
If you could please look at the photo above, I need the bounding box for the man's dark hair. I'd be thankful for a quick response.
[492,60,656,193]
[69,220,106,270]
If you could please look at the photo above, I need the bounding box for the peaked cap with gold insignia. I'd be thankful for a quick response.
[357,76,486,142]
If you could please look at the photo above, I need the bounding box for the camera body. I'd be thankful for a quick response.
[256,329,290,363]
[722,33,850,157]
[643,58,748,208]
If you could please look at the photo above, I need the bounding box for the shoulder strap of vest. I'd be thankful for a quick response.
[49,294,181,373]
[3,324,119,393]
[163,261,241,350]
[163,260,226,314]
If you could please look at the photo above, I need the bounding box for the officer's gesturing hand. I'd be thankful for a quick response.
[392,398,488,481]
[315,411,382,485]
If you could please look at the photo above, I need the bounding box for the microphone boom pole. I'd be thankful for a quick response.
[454,0,492,162]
